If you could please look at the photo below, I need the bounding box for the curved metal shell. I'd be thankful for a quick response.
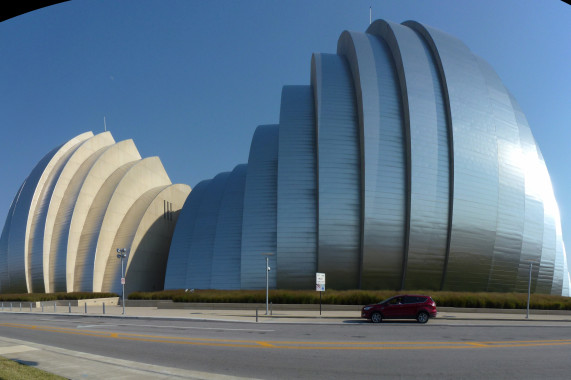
[240,125,279,290]
[277,85,317,289]
[15,132,92,293]
[211,165,247,289]
[310,53,361,290]
[338,29,408,290]
[164,179,211,289]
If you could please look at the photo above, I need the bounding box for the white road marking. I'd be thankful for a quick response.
[76,324,118,329]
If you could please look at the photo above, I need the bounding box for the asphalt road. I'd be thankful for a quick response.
[0,314,570,379]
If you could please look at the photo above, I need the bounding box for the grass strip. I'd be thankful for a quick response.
[0,356,66,380]
[128,289,571,310]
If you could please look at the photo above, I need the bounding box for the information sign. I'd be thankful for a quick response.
[316,272,325,292]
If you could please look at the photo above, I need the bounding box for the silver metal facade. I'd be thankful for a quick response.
[338,30,408,290]
[185,172,231,289]
[367,20,451,290]
[407,22,501,291]
[165,19,569,296]
[211,165,247,289]
[240,125,279,290]
[277,86,317,289]
[311,53,361,290]
[164,180,211,290]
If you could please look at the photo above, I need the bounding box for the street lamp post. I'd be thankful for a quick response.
[116,248,127,315]
[261,253,274,315]
[527,261,533,319]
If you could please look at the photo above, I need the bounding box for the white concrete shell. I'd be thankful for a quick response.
[24,132,93,293]
[92,157,171,292]
[66,139,141,292]
[43,132,115,292]
[0,131,189,294]
[121,184,190,294]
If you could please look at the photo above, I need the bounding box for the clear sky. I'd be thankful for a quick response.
[1,1,570,272]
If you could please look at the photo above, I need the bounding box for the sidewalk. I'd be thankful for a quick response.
[1,302,570,324]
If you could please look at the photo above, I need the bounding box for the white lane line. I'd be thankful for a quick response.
[76,324,118,329]
[0,345,38,354]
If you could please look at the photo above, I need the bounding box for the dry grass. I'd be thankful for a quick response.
[128,289,571,310]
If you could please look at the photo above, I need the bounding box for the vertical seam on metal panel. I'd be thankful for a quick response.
[404,21,454,291]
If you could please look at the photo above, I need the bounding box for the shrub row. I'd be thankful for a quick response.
[128,289,571,310]
[0,292,117,302]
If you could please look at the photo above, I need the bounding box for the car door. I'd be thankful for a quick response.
[383,296,405,318]
[401,296,419,318]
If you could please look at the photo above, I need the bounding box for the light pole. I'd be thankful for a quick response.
[526,260,537,319]
[116,248,127,315]
[261,253,274,315]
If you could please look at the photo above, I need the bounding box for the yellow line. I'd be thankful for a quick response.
[2,322,570,351]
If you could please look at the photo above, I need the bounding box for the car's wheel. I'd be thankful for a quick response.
[371,312,382,323]
[417,311,429,324]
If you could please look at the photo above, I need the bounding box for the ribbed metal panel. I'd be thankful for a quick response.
[552,215,565,295]
[277,85,317,289]
[0,181,25,292]
[562,250,570,296]
[44,132,115,293]
[185,172,231,289]
[164,180,211,290]
[536,148,557,294]
[338,31,407,289]
[407,22,499,291]
[8,132,93,293]
[240,125,278,290]
[476,57,526,292]
[509,93,543,292]
[211,165,247,289]
[6,150,57,293]
[368,20,450,290]
[310,53,361,290]
[67,139,141,292]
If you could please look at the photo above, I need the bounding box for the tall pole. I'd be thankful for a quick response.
[265,256,269,315]
[526,262,532,319]
[117,248,127,315]
[121,254,125,315]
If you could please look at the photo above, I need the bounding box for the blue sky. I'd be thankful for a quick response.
[1,0,570,272]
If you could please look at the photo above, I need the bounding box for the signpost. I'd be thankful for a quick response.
[316,272,325,315]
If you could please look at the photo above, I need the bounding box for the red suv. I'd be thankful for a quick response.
[361,295,437,323]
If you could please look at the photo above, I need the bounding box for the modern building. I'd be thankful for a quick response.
[0,131,190,295]
[165,19,571,296]
[2,19,569,296]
